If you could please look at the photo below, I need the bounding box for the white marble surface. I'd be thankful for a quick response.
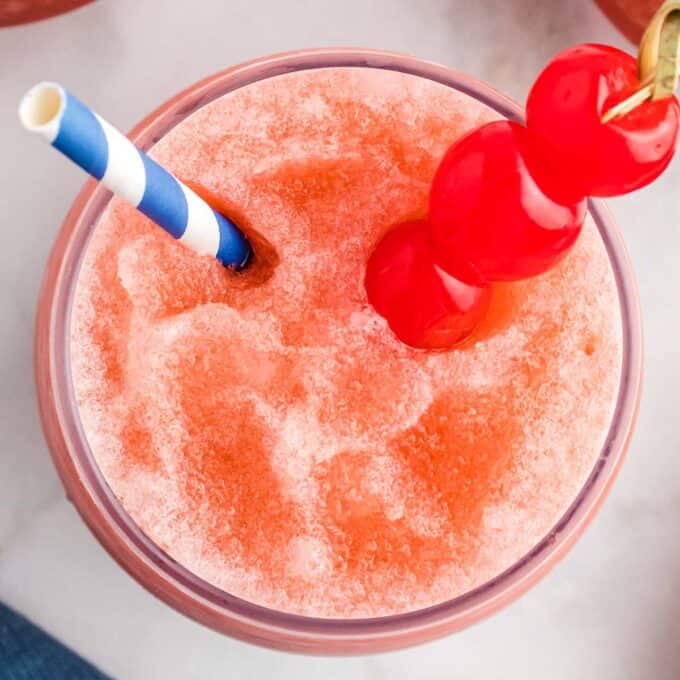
[1,1,679,678]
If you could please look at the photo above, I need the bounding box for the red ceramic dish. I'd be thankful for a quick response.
[34,48,642,654]
[0,0,94,27]
[594,0,662,43]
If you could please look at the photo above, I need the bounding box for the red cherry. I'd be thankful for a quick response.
[429,120,585,283]
[526,43,680,199]
[365,220,490,350]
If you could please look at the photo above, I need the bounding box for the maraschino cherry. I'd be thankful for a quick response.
[527,44,680,199]
[429,120,585,284]
[365,39,679,351]
[364,220,490,350]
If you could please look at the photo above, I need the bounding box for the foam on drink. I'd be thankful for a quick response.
[71,68,622,617]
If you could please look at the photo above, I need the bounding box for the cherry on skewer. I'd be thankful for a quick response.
[429,120,585,283]
[365,220,491,350]
[526,43,680,199]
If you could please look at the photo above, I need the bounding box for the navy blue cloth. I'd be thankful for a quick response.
[0,603,110,679]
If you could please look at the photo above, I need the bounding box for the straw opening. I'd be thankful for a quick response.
[19,81,252,268]
[19,82,65,138]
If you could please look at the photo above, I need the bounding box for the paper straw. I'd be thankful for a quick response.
[19,82,252,269]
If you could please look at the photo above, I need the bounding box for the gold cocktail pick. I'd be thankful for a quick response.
[601,1,680,123]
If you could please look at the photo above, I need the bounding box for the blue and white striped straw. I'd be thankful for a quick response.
[19,82,251,269]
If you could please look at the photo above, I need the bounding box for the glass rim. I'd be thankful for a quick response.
[35,47,643,651]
